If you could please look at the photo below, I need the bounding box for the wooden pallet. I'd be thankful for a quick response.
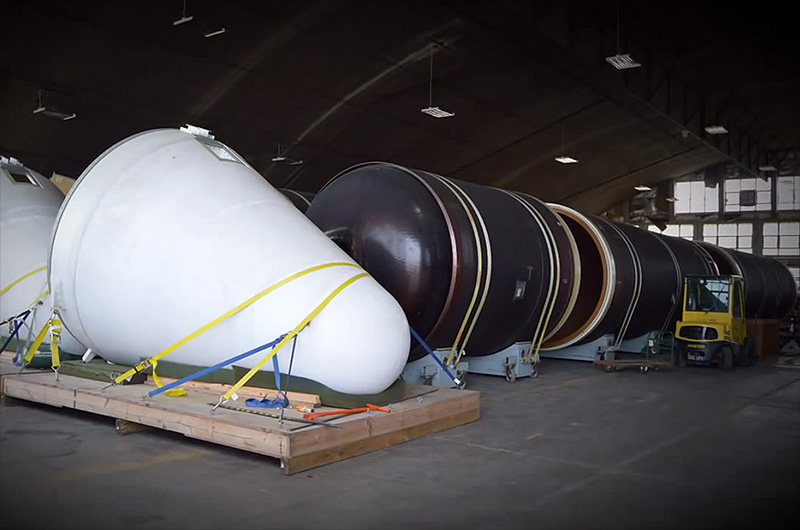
[0,354,480,474]
[593,358,673,373]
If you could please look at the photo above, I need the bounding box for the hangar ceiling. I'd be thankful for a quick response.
[2,0,797,213]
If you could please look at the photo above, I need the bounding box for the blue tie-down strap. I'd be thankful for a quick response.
[147,335,284,398]
[409,326,460,386]
[1,309,33,366]
[245,354,289,408]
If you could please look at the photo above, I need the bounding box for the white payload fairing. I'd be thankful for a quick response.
[48,127,410,395]
[0,156,84,355]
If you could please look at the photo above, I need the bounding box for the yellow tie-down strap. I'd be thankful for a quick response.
[221,271,369,403]
[22,316,61,370]
[27,288,50,309]
[113,262,362,386]
[0,266,47,296]
[150,360,187,397]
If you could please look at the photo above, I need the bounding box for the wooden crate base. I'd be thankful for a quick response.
[0,354,480,474]
[594,359,672,372]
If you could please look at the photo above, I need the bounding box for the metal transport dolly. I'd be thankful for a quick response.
[466,342,536,382]
[402,349,468,389]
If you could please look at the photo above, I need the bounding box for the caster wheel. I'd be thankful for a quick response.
[505,366,517,383]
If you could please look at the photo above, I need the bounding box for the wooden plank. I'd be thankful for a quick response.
[145,374,321,406]
[289,390,479,455]
[283,407,480,475]
[0,363,480,474]
[284,392,481,474]
[1,374,292,458]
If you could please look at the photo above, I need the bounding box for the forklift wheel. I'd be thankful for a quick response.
[721,346,734,371]
[676,351,687,368]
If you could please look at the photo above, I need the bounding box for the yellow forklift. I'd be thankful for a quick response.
[674,275,755,370]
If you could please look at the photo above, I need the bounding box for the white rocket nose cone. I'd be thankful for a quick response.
[48,128,409,395]
[0,157,85,356]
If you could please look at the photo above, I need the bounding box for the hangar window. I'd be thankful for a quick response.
[724,178,771,212]
[3,168,41,187]
[703,223,753,253]
[788,266,800,290]
[763,222,800,257]
[648,223,694,240]
[777,176,800,211]
[674,180,718,214]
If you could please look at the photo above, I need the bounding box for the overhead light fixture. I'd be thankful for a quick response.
[554,122,578,164]
[758,165,777,172]
[173,0,193,25]
[173,15,193,25]
[606,53,641,70]
[665,197,678,203]
[33,106,76,121]
[704,125,728,135]
[32,90,75,121]
[271,156,303,166]
[704,93,728,135]
[555,156,578,164]
[204,28,225,38]
[421,43,454,119]
[606,3,641,70]
[634,185,652,192]
[271,143,303,166]
[421,106,454,118]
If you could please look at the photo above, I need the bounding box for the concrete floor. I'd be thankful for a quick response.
[1,358,798,530]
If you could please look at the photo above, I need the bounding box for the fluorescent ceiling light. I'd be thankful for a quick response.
[204,28,225,38]
[33,106,76,121]
[758,165,776,171]
[704,125,728,135]
[421,106,454,118]
[173,15,193,25]
[272,155,303,166]
[605,54,641,70]
[634,185,652,192]
[555,156,578,164]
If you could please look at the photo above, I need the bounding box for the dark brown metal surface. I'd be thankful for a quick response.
[445,178,554,356]
[307,161,797,361]
[698,242,796,319]
[543,211,606,347]
[577,216,636,344]
[278,189,315,213]
[307,162,561,360]
[514,193,577,340]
